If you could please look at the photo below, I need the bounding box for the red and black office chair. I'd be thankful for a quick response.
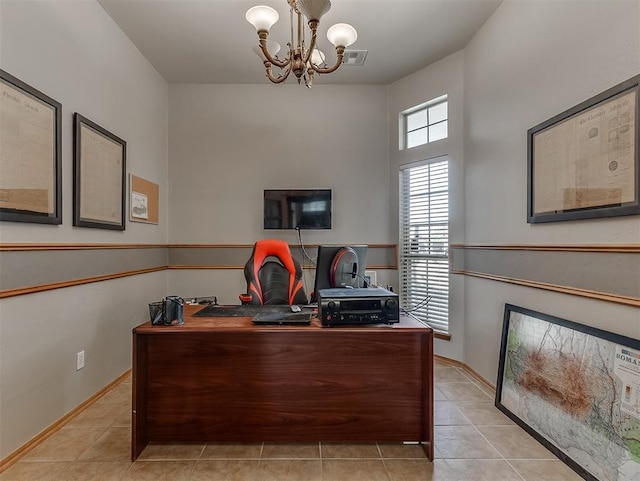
[239,239,308,305]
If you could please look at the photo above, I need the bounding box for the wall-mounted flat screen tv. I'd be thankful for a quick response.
[264,189,332,230]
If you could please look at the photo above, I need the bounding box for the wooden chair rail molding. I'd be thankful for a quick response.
[458,271,640,308]
[0,267,167,299]
[0,242,398,250]
[0,243,167,251]
[0,243,398,299]
[449,243,640,253]
[3,242,634,252]
[450,243,640,308]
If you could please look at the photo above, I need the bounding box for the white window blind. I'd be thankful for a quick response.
[399,160,449,332]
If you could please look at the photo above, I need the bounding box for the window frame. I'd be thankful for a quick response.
[400,94,448,150]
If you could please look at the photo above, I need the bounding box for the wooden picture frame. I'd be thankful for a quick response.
[0,69,62,224]
[527,74,640,223]
[496,303,640,481]
[73,113,126,230]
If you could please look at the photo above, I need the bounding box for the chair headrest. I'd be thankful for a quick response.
[251,240,297,274]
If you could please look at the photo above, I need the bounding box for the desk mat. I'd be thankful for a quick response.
[193,304,303,317]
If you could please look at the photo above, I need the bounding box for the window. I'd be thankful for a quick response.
[399,159,449,332]
[302,200,327,212]
[401,95,448,149]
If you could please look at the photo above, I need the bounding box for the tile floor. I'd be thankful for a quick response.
[0,359,584,480]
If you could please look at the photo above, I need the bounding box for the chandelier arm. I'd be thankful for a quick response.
[265,62,292,83]
[301,20,319,65]
[258,32,289,69]
[312,46,345,74]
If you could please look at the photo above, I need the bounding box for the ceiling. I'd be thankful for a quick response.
[97,0,502,85]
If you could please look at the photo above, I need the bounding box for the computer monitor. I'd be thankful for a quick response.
[312,245,368,301]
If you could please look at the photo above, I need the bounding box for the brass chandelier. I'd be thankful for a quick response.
[246,0,357,86]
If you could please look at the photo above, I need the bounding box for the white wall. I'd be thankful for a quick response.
[167,84,391,303]
[0,0,168,458]
[463,0,640,381]
[387,51,466,361]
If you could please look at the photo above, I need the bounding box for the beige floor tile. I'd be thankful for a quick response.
[0,461,70,481]
[23,427,108,461]
[190,460,260,481]
[440,459,522,480]
[77,427,131,462]
[261,442,320,458]
[2,365,588,481]
[66,401,129,428]
[122,460,195,481]
[321,442,380,458]
[435,426,500,459]
[99,384,131,406]
[111,403,133,427]
[433,367,471,383]
[201,443,263,459]
[384,459,436,481]
[453,401,514,425]
[434,401,470,426]
[258,459,322,481]
[436,382,493,403]
[475,382,497,398]
[59,461,132,480]
[476,425,555,459]
[509,459,585,481]
[434,387,447,401]
[137,442,204,460]
[378,443,427,459]
[322,459,389,481]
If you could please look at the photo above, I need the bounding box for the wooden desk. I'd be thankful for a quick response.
[132,305,434,460]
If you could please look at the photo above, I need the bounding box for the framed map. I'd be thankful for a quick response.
[496,304,640,481]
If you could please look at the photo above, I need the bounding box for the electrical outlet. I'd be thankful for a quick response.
[76,351,85,371]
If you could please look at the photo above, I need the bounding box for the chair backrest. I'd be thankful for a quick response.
[243,239,307,305]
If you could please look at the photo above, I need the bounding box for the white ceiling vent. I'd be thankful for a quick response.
[342,50,368,66]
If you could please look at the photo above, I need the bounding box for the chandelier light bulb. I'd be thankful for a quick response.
[246,5,279,33]
[327,23,357,48]
[310,48,325,66]
[253,40,281,61]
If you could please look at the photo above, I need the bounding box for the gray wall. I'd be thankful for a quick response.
[0,1,168,458]
[2,0,639,463]
[461,0,640,382]
[167,84,394,303]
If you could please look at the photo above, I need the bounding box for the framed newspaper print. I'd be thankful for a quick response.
[73,113,126,230]
[527,74,639,223]
[496,304,640,481]
[0,69,62,224]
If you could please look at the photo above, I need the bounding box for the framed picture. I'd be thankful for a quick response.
[130,174,159,224]
[0,69,62,224]
[527,74,640,223]
[496,304,640,481]
[73,113,126,230]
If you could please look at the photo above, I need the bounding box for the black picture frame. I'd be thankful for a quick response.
[527,74,640,223]
[73,113,126,230]
[0,69,62,225]
[496,303,640,481]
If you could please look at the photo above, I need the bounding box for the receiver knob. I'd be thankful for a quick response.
[327,301,336,310]
[385,299,397,310]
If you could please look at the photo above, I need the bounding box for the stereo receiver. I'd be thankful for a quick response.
[317,287,399,326]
